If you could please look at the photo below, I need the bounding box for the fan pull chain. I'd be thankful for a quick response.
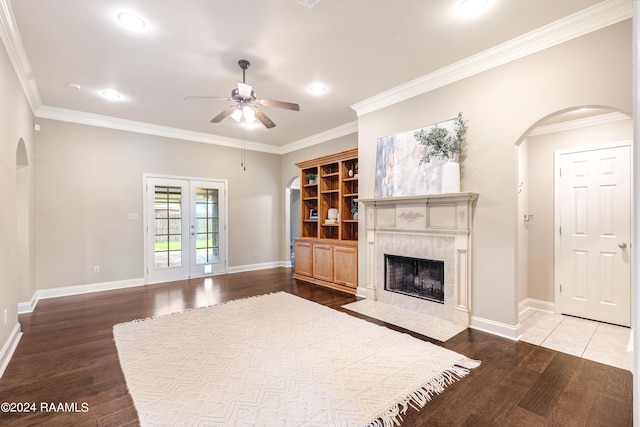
[241,129,247,171]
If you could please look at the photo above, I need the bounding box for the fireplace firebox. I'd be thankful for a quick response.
[384,254,444,304]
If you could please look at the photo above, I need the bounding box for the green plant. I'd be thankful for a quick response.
[351,200,358,214]
[414,112,468,165]
[306,172,317,182]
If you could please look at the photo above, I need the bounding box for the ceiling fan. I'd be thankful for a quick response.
[184,60,300,129]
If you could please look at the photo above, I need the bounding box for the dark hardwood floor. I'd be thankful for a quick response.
[0,268,633,426]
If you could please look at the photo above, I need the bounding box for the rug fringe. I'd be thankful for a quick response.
[366,357,481,427]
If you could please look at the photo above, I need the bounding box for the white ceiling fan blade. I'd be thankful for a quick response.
[237,82,253,98]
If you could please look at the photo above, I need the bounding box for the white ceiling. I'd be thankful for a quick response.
[1,0,630,152]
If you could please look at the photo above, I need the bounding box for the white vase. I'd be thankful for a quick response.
[441,160,460,193]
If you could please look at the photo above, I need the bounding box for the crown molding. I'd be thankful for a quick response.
[527,111,630,136]
[279,121,358,154]
[35,105,357,154]
[5,0,630,152]
[35,106,282,154]
[351,0,632,116]
[0,0,40,112]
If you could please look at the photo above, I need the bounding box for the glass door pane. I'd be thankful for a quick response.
[195,187,219,264]
[190,180,226,278]
[154,185,183,268]
[146,177,190,284]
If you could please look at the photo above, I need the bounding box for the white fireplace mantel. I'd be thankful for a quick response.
[358,192,478,327]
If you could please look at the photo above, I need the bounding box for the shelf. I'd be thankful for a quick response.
[296,148,358,241]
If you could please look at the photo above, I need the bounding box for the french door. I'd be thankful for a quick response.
[145,177,227,284]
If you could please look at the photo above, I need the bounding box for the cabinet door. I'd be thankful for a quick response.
[313,244,334,282]
[294,241,313,277]
[334,246,358,288]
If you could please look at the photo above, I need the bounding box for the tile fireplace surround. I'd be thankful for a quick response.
[358,193,478,327]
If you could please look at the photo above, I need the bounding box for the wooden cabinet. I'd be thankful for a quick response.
[333,245,358,289]
[293,239,358,293]
[312,244,334,282]
[294,240,313,278]
[294,148,358,294]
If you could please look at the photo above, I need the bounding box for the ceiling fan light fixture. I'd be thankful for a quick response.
[231,108,243,122]
[242,106,256,122]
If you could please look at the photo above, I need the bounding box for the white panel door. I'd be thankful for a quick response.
[558,144,631,326]
[146,177,227,284]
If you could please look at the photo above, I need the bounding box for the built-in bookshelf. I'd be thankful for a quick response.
[296,148,358,242]
[294,148,358,294]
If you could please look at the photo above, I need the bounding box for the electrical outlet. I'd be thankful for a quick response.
[127,213,139,220]
[93,265,100,274]
[253,251,258,257]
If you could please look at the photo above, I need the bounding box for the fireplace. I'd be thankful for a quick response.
[385,254,444,303]
[359,193,477,327]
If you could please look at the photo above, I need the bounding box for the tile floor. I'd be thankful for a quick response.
[519,309,632,371]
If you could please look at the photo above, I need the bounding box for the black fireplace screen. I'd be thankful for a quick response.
[384,254,444,303]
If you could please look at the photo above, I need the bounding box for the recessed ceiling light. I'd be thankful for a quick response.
[458,0,489,16]
[308,83,328,95]
[117,12,146,30]
[101,90,122,101]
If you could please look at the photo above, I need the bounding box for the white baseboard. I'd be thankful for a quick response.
[518,298,555,323]
[18,263,293,314]
[627,330,634,375]
[227,261,286,274]
[519,297,555,313]
[18,278,144,314]
[18,297,38,315]
[470,316,520,341]
[0,323,22,379]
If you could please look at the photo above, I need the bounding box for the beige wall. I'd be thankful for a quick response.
[33,119,282,290]
[357,21,632,326]
[526,117,633,304]
[0,42,34,351]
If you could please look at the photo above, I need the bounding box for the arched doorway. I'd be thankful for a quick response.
[16,138,33,305]
[285,176,300,267]
[515,107,632,367]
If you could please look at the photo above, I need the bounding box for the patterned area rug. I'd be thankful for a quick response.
[113,292,479,426]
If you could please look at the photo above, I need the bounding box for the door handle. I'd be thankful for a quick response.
[618,242,627,249]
